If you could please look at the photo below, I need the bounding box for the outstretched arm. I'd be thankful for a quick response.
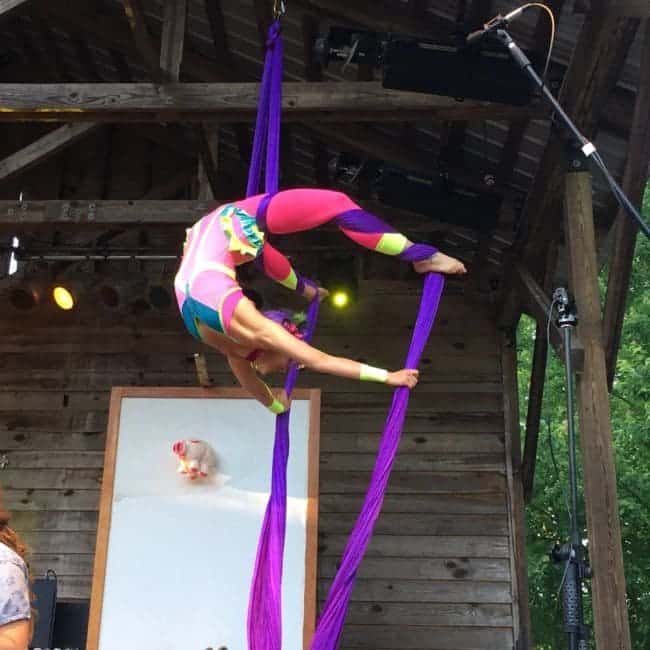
[229,298,418,388]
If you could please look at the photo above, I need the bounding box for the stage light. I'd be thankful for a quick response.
[53,286,74,310]
[332,290,350,309]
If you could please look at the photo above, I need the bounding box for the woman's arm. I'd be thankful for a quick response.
[228,356,289,411]
[229,299,418,388]
[0,620,30,650]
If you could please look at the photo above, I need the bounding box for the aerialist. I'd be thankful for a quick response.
[174,189,466,414]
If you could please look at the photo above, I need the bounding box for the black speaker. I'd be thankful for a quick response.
[375,167,501,234]
[383,37,537,105]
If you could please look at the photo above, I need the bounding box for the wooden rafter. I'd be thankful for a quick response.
[120,0,164,83]
[514,262,584,368]
[202,0,250,167]
[0,82,537,123]
[602,20,650,388]
[516,14,639,277]
[608,0,650,16]
[0,0,30,18]
[160,0,187,82]
[499,11,640,326]
[564,166,632,650]
[0,199,471,234]
[302,13,330,186]
[293,0,455,40]
[195,123,221,199]
[0,123,100,183]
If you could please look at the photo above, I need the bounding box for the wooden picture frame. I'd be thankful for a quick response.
[87,386,321,650]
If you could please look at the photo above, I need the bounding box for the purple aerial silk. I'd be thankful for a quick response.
[309,272,444,650]
[246,19,446,650]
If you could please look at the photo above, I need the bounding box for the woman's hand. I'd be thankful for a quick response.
[386,368,419,389]
[317,286,330,302]
[304,282,329,303]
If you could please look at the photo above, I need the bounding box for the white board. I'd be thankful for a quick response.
[88,388,320,650]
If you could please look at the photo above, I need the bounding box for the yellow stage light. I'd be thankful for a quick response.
[331,290,350,309]
[53,286,75,310]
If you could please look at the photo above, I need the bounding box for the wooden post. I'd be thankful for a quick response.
[603,20,650,388]
[160,0,187,82]
[501,328,532,649]
[521,324,548,503]
[196,123,220,200]
[563,157,631,650]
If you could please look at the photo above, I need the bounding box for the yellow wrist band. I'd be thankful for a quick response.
[359,364,389,383]
[268,398,287,414]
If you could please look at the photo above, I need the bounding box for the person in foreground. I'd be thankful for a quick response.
[175,189,467,413]
[0,487,32,650]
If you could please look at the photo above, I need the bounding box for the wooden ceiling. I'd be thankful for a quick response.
[0,0,647,307]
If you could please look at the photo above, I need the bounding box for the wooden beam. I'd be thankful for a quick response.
[0,123,100,184]
[293,0,455,40]
[302,13,330,187]
[37,1,223,83]
[514,262,584,370]
[196,123,220,200]
[564,167,631,650]
[521,324,548,503]
[120,0,164,83]
[0,82,536,123]
[142,169,194,199]
[0,0,30,18]
[0,199,466,234]
[518,14,639,277]
[160,0,187,82]
[602,20,650,389]
[607,0,650,16]
[500,328,532,650]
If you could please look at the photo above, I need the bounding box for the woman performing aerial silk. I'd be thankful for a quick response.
[174,188,466,414]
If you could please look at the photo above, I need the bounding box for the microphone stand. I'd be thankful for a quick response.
[481,27,650,240]
[549,288,592,650]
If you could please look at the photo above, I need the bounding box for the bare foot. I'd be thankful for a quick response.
[413,252,467,275]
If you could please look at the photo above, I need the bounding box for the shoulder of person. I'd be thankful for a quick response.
[0,542,27,573]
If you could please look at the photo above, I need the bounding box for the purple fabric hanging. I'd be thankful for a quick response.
[247,296,320,650]
[246,19,447,650]
[247,19,295,650]
[309,272,444,649]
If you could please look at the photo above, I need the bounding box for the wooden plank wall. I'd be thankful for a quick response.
[0,274,518,649]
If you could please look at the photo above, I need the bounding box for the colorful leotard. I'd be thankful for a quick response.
[174,189,437,340]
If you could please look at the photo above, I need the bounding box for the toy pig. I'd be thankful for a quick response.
[172,439,215,480]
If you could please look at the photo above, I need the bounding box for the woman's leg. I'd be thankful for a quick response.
[264,189,466,273]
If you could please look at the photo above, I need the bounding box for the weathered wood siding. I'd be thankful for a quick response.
[0,280,519,649]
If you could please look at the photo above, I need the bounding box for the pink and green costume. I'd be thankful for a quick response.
[174,188,438,339]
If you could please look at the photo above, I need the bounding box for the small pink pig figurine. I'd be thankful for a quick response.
[172,439,215,480]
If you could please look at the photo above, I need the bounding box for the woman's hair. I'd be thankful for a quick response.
[263,309,308,340]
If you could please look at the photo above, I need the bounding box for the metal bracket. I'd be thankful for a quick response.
[272,0,285,19]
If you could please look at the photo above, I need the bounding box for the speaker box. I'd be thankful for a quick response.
[383,37,537,105]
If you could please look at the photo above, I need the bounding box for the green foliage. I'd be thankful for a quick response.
[518,185,650,647]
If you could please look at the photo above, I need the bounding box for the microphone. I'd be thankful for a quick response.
[465,7,527,46]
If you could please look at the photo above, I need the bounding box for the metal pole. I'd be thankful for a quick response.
[550,287,591,650]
